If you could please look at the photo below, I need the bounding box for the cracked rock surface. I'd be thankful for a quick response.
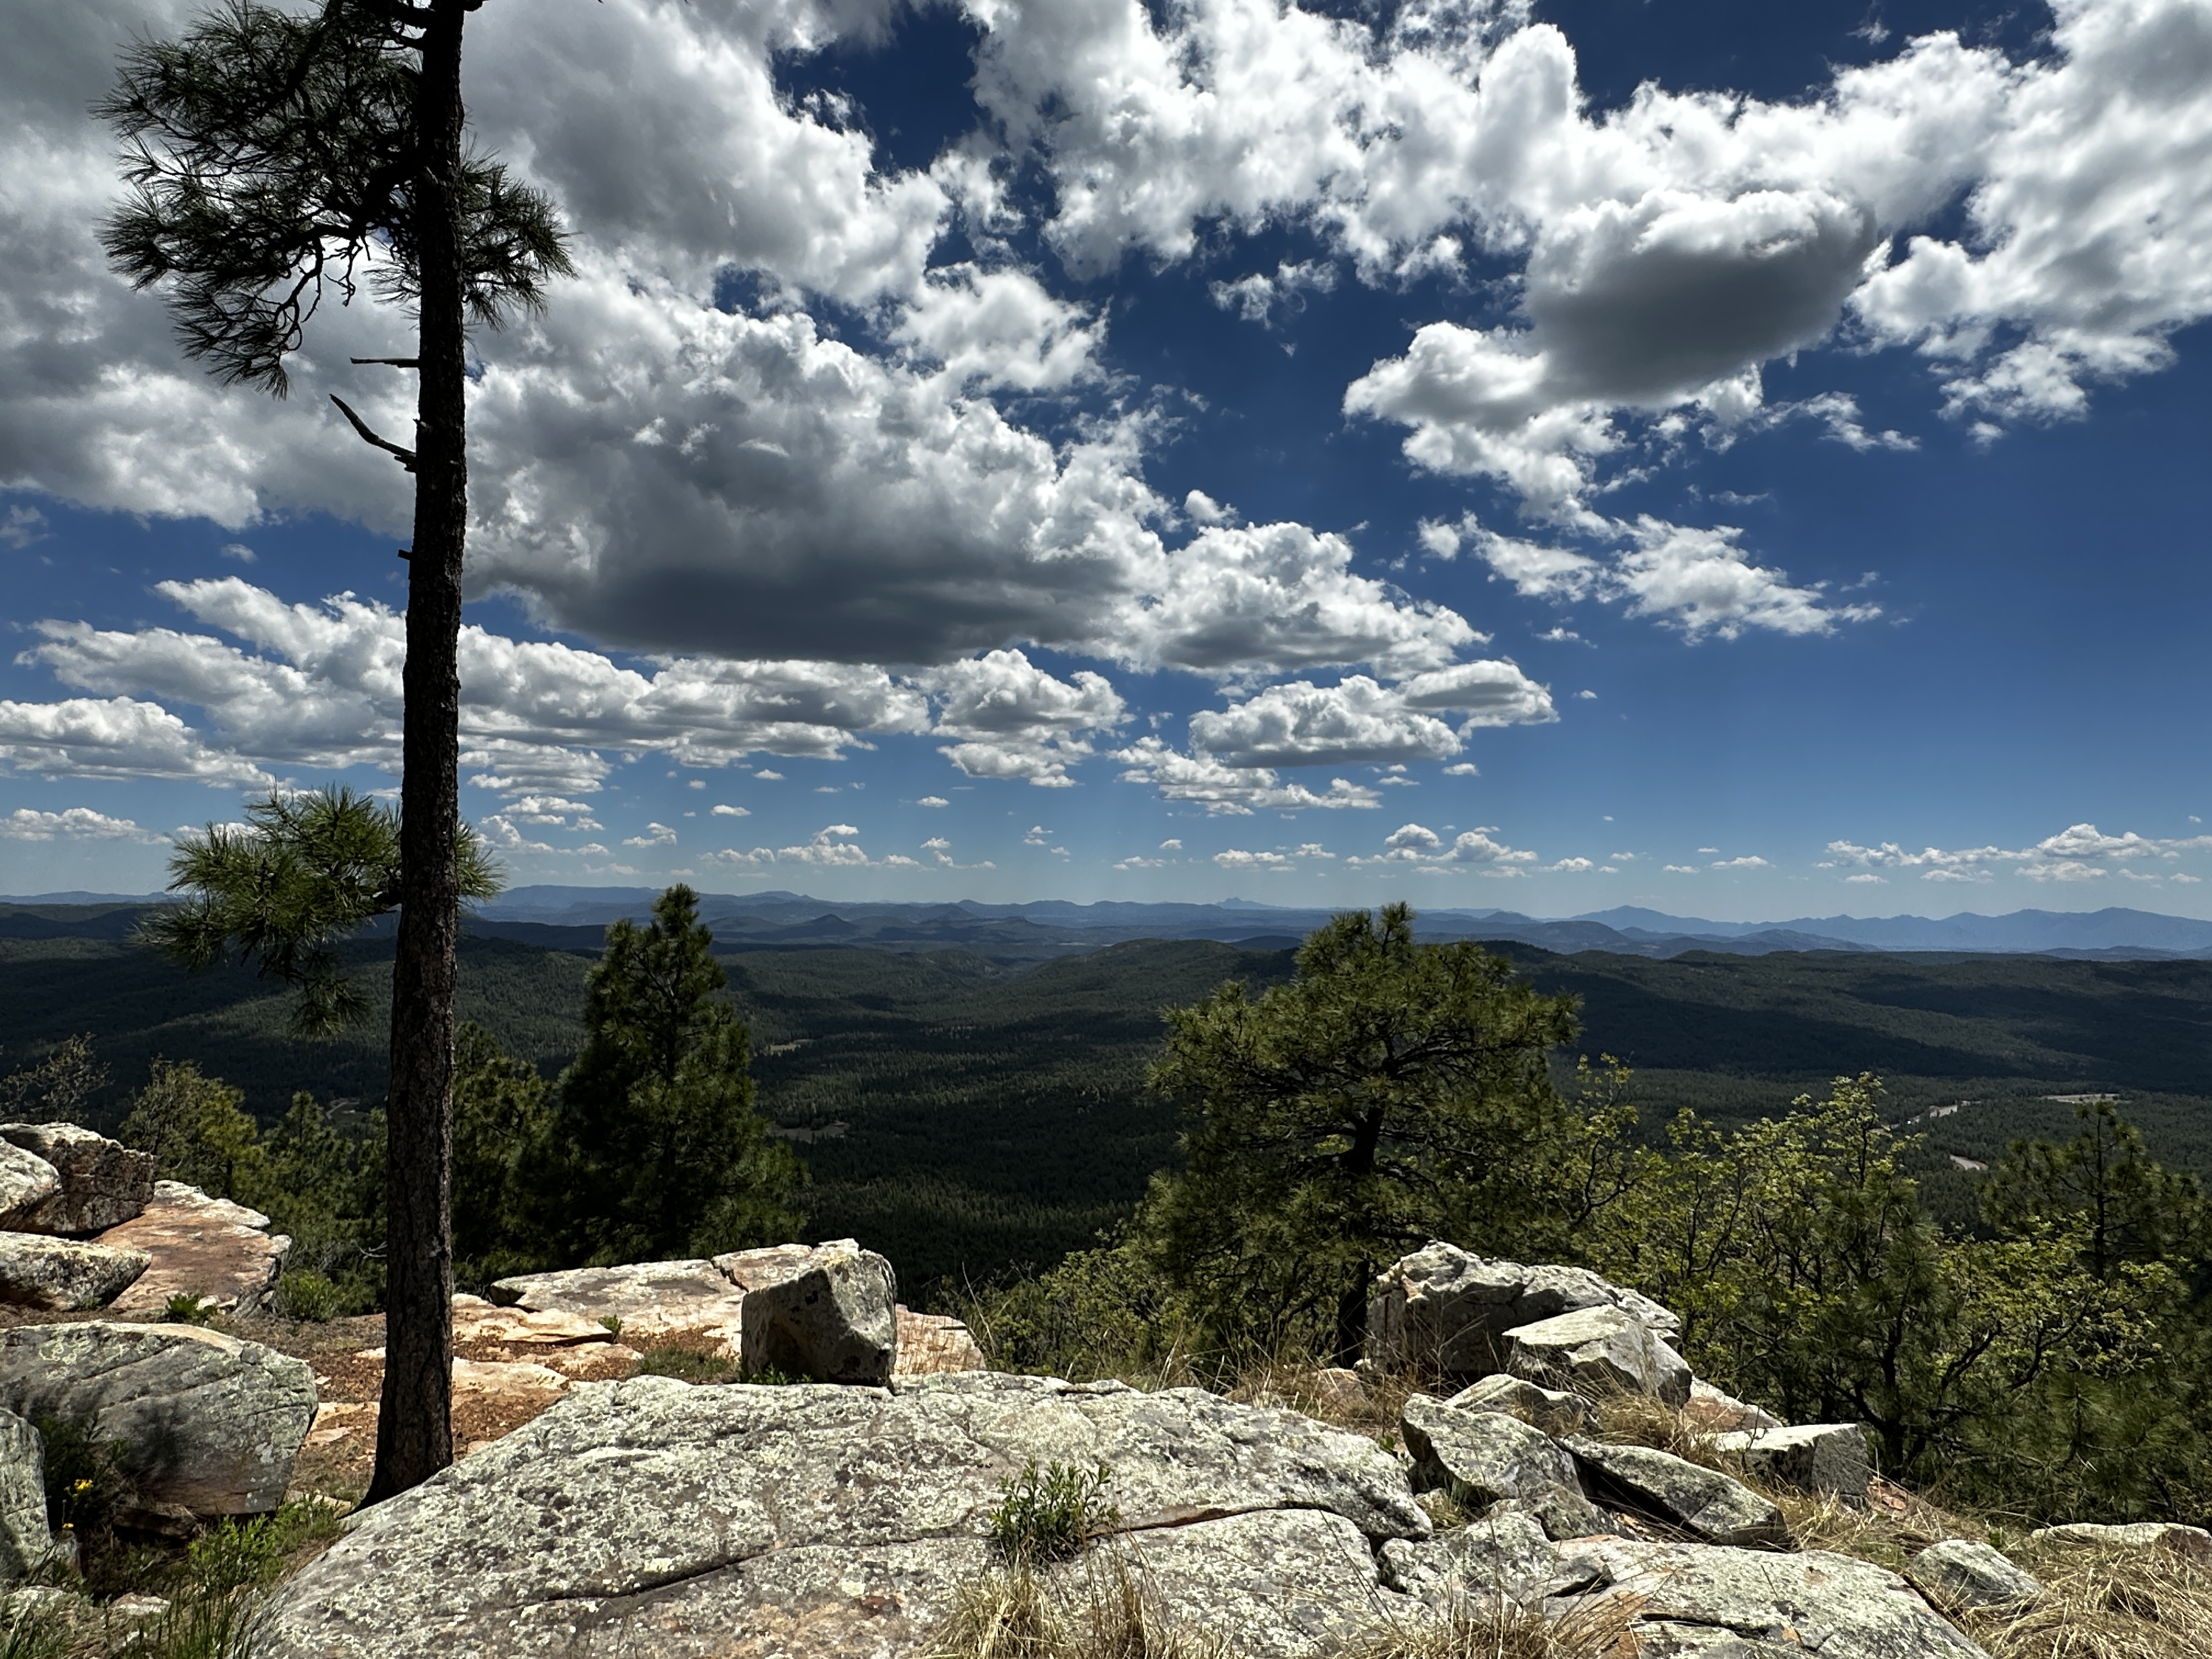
[258,1371,1429,1658]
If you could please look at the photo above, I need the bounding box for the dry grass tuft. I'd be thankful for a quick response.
[1332,1590,1640,1659]
[1964,1544,2212,1659]
[923,1554,1226,1659]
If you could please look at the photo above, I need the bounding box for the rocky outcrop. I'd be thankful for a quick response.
[0,1410,52,1583]
[1908,1539,2045,1611]
[496,1240,905,1383]
[726,1238,898,1384]
[2027,1520,2212,1562]
[1445,1373,1598,1437]
[1684,1379,1783,1435]
[0,1323,314,1521]
[1366,1243,1680,1379]
[0,1234,150,1311]
[0,1146,59,1233]
[0,1123,155,1234]
[1551,1538,1990,1659]
[1401,1394,1583,1510]
[98,1182,289,1317]
[1506,1305,1693,1408]
[257,1371,1427,1658]
[1566,1440,1787,1547]
[1713,1422,1870,1502]
[1381,1501,1558,1606]
[894,1306,987,1376]
[450,1292,620,1348]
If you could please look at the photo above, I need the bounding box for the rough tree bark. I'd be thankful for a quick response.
[366,0,469,1504]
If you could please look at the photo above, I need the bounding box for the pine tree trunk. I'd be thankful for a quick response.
[365,0,468,1505]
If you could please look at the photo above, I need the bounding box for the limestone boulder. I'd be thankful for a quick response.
[1446,1373,1598,1438]
[0,1323,314,1520]
[1547,1538,1992,1659]
[1907,1539,2044,1611]
[2027,1521,2212,1564]
[893,1307,986,1377]
[0,1146,59,1232]
[0,1124,154,1234]
[723,1239,898,1384]
[490,1258,748,1355]
[1712,1423,1870,1502]
[1506,1306,1692,1408]
[0,1235,149,1311]
[1401,1394,1583,1509]
[0,1409,52,1583]
[1566,1440,1786,1548]
[1367,1243,1681,1379]
[98,1182,289,1317]
[256,1370,1427,1658]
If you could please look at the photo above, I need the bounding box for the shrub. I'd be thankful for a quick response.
[633,1340,740,1385]
[274,1271,340,1324]
[985,1462,1119,1566]
[34,1412,124,1538]
[165,1294,218,1327]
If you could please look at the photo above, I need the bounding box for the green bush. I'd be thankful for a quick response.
[164,1293,218,1327]
[633,1342,740,1385]
[274,1271,341,1324]
[985,1461,1119,1566]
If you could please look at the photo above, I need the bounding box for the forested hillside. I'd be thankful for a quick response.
[5,901,2211,1289]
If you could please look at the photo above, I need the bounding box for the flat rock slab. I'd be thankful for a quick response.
[2028,1521,2212,1563]
[491,1258,748,1355]
[1567,1441,1785,1548]
[1713,1424,1870,1501]
[1550,1539,1993,1659]
[451,1293,618,1348]
[1907,1539,2044,1611]
[1507,1306,1692,1408]
[1368,1243,1681,1379]
[1446,1373,1597,1438]
[0,1234,149,1311]
[0,1147,58,1233]
[0,1123,154,1234]
[0,1322,314,1519]
[258,1371,1428,1658]
[1402,1394,1582,1508]
[98,1182,289,1317]
[893,1307,987,1376]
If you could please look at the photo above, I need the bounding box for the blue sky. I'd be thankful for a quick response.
[3,0,2210,917]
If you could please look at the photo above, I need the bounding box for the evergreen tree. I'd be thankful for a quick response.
[1983,1098,2211,1284]
[1137,903,1581,1364]
[549,887,804,1264]
[100,0,572,1502]
[450,1021,553,1283]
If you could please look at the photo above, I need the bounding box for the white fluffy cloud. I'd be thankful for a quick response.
[1348,821,1539,871]
[1184,662,1553,769]
[1825,822,2212,883]
[1112,738,1381,816]
[0,806,166,843]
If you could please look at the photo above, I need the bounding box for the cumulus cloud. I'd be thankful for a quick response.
[1827,822,2212,884]
[927,648,1126,787]
[1350,821,1539,871]
[0,806,167,843]
[1113,738,1381,815]
[0,696,272,787]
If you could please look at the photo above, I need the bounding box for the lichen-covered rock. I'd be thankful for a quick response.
[1908,1539,2044,1611]
[1111,1509,1410,1655]
[1519,1481,1611,1542]
[1684,1379,1783,1435]
[1381,1502,1558,1606]
[1548,1539,1992,1659]
[0,1409,51,1583]
[98,1182,289,1317]
[1367,1243,1680,1379]
[0,1146,59,1232]
[1566,1440,1786,1547]
[256,1371,1427,1658]
[0,1234,150,1311]
[1712,1423,1870,1502]
[0,1323,314,1520]
[1446,1373,1598,1438]
[0,1123,154,1234]
[490,1257,750,1355]
[1506,1306,1693,1408]
[1402,1395,1583,1509]
[893,1307,987,1377]
[1626,1623,1806,1658]
[2027,1520,2212,1563]
[1305,1366,1369,1417]
[725,1239,898,1384]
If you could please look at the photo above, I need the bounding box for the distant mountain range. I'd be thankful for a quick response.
[9,888,2212,961]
